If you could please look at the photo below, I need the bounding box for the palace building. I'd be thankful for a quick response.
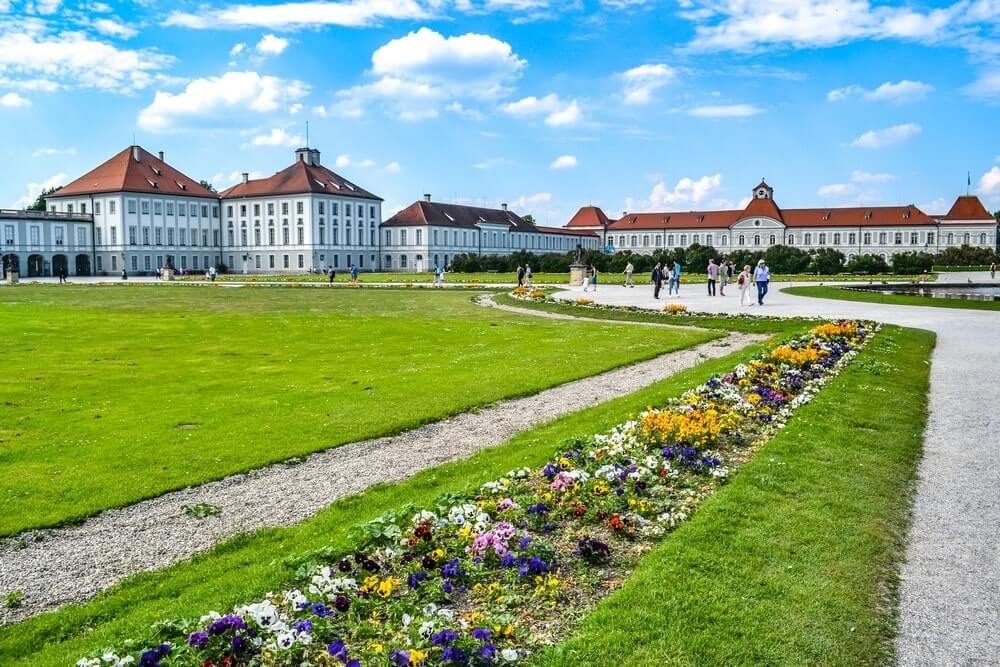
[381,195,599,272]
[566,180,997,260]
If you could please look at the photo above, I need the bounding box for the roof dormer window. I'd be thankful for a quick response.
[823,211,831,220]
[444,212,455,222]
[314,178,327,189]
[145,178,158,188]
[176,181,186,190]
[151,166,161,176]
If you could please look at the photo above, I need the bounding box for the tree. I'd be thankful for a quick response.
[845,254,888,274]
[891,251,934,275]
[934,244,997,266]
[763,244,810,273]
[198,180,217,193]
[27,185,61,211]
[521,214,535,224]
[683,244,718,274]
[809,248,846,275]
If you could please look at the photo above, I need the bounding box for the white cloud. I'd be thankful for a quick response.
[629,174,724,211]
[333,154,393,170]
[256,34,289,55]
[550,154,577,169]
[0,23,172,94]
[918,197,949,215]
[383,161,401,173]
[687,104,763,118]
[138,71,308,131]
[621,63,676,105]
[508,192,552,210]
[850,122,921,148]
[230,42,247,57]
[962,69,1000,100]
[32,146,76,156]
[335,154,351,167]
[472,157,513,169]
[12,172,65,208]
[166,0,429,30]
[0,92,31,107]
[33,0,62,14]
[289,102,302,114]
[851,170,895,182]
[211,170,266,186]
[678,0,969,53]
[817,183,855,197]
[330,28,524,120]
[980,166,1000,198]
[92,19,138,39]
[445,101,486,120]
[502,93,583,126]
[244,127,302,147]
[828,79,933,103]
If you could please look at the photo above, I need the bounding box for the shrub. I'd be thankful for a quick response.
[845,254,889,274]
[809,248,846,275]
[891,251,934,275]
[764,244,811,273]
[933,245,997,266]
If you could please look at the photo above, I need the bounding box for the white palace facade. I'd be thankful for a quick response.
[566,180,997,260]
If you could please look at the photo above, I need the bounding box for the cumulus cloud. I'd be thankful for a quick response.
[549,155,577,169]
[850,122,921,148]
[851,170,895,182]
[962,69,1000,100]
[828,79,933,103]
[980,166,1000,200]
[502,93,582,126]
[817,183,855,197]
[330,28,524,120]
[244,127,302,147]
[508,192,552,210]
[0,22,172,94]
[687,104,763,118]
[138,71,308,131]
[230,42,247,56]
[92,19,137,39]
[256,34,289,55]
[0,92,31,107]
[621,63,676,105]
[165,0,429,29]
[12,172,65,208]
[627,174,725,211]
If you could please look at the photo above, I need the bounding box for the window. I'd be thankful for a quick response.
[129,226,137,245]
[212,206,219,219]
[154,202,162,215]
[155,228,162,245]
[280,202,289,216]
[401,230,408,245]
[298,254,304,268]
[131,256,137,271]
[193,256,199,270]
[180,204,187,217]
[754,234,761,246]
[370,205,376,219]
[268,203,275,216]
[680,234,687,245]
[297,226,304,244]
[80,203,86,215]
[172,228,179,245]
[848,233,856,244]
[77,227,87,246]
[167,202,174,216]
[254,255,261,269]
[254,227,261,245]
[227,205,234,218]
[947,233,954,245]
[214,230,220,246]
[980,233,987,245]
[738,234,745,246]
[643,234,650,247]
[879,232,887,245]
[318,202,325,215]
[805,233,812,245]
[787,234,794,245]
[332,202,339,216]
[111,255,117,271]
[253,204,260,217]
[894,232,903,245]
[144,256,151,271]
[202,230,208,246]
[201,205,208,218]
[241,228,248,245]
[30,226,40,245]
[143,227,150,245]
[110,226,117,244]
[282,226,290,245]
[357,204,363,218]
[283,254,289,268]
[384,230,391,245]
[401,254,407,268]
[240,204,247,217]
[128,200,136,214]
[67,204,73,214]
[769,234,776,245]
[296,202,304,215]
[863,232,871,244]
[141,201,149,215]
[964,233,970,245]
[346,204,351,217]
[910,232,918,245]
[180,255,187,269]
[95,201,101,215]
[269,255,275,268]
[319,226,325,244]
[109,201,116,214]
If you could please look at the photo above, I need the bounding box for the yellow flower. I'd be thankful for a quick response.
[558,457,571,469]
[431,548,445,560]
[408,648,427,665]
[459,525,472,539]
[369,642,384,654]
[377,577,400,598]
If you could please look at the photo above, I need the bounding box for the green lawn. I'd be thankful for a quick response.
[494,292,815,334]
[0,285,718,536]
[0,339,777,667]
[785,285,1000,311]
[537,325,933,666]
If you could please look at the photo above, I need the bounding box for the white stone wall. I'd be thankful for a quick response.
[1,212,95,276]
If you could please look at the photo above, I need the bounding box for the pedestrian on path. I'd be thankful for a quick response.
[58,267,67,284]
[525,264,533,287]
[583,264,598,292]
[991,261,996,279]
[328,267,336,285]
[624,261,634,287]
[435,265,445,286]
[737,265,753,307]
[652,262,663,299]
[707,258,719,296]
[722,260,733,296]
[667,264,678,295]
[209,266,217,282]
[516,264,525,287]
[121,268,128,281]
[350,264,360,285]
[671,260,682,294]
[754,259,770,305]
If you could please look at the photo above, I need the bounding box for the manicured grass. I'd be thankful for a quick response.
[0,339,782,667]
[0,285,718,536]
[537,325,933,666]
[786,285,1000,311]
[494,292,815,334]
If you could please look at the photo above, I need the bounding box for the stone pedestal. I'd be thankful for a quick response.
[5,270,19,285]
[569,263,587,287]
[161,267,176,281]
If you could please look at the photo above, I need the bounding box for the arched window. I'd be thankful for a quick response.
[282,222,290,245]
[769,234,776,245]
[268,222,275,245]
[738,234,745,246]
[333,225,339,245]
[384,254,392,268]
[254,222,261,245]
[721,234,728,246]
[754,234,760,246]
[787,234,794,245]
[400,254,408,268]
[964,233,970,245]
[947,233,954,244]
[981,233,987,245]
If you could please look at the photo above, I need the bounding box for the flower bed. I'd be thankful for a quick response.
[79,322,876,667]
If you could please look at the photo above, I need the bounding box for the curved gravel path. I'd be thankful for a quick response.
[0,303,762,624]
[552,272,1000,666]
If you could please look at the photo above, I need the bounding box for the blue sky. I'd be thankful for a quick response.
[1,0,999,224]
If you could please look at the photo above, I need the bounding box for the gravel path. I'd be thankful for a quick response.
[0,306,762,624]
[551,274,1000,666]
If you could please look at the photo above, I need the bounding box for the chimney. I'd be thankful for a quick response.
[132,146,141,162]
[242,172,249,184]
[158,151,164,162]
[424,193,431,202]
[501,202,508,211]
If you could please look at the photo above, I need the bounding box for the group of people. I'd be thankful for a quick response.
[326,265,361,285]
[649,261,683,299]
[515,264,534,287]
[705,258,771,306]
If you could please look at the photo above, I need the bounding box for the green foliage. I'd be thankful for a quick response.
[181,503,220,520]
[197,180,217,193]
[26,186,62,211]
[845,254,889,274]
[4,591,23,609]
[809,247,846,274]
[764,244,811,273]
[933,244,997,266]
[0,286,714,536]
[891,251,935,275]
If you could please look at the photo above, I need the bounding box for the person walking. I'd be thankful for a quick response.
[328,267,335,285]
[672,260,682,294]
[624,261,634,288]
[667,264,678,295]
[209,266,217,282]
[435,265,445,287]
[121,268,128,281]
[350,264,360,285]
[722,260,733,296]
[516,264,525,287]
[991,261,996,279]
[583,264,598,292]
[754,259,771,305]
[737,265,753,307]
[652,262,663,299]
[707,258,719,296]
[525,264,533,287]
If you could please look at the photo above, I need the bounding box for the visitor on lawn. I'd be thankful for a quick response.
[738,265,753,307]
[583,264,598,293]
[350,265,360,284]
[667,263,678,295]
[707,258,719,296]
[991,261,996,279]
[671,260,682,294]
[516,264,525,287]
[328,267,335,284]
[754,259,771,305]
[651,262,663,299]
[624,261,635,287]
[525,264,533,287]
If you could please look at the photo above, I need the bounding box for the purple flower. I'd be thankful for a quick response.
[187,632,209,648]
[542,463,559,479]
[207,614,248,635]
[407,571,429,589]
[441,558,464,579]
[338,558,353,573]
[481,643,497,659]
[334,595,350,612]
[328,639,348,660]
[432,629,458,646]
[518,535,532,550]
[390,649,411,666]
[311,602,330,618]
[294,620,313,633]
[231,635,246,652]
[442,581,454,594]
[526,503,549,515]
[472,627,492,641]
[442,646,469,665]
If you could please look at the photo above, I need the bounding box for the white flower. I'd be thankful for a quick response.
[275,631,296,649]
[501,648,519,661]
[419,621,436,637]
[402,613,412,628]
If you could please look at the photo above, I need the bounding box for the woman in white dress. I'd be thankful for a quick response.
[737,265,753,307]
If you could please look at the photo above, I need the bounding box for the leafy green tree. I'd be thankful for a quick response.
[198,180,217,193]
[934,244,997,266]
[520,214,535,224]
[725,250,758,272]
[891,251,934,274]
[683,244,718,274]
[763,244,810,273]
[809,248,846,275]
[845,254,888,274]
[27,186,62,211]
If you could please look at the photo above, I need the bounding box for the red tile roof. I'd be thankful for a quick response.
[781,206,935,227]
[383,200,596,238]
[608,210,741,230]
[940,195,993,221]
[51,146,217,199]
[536,225,597,237]
[742,196,783,220]
[566,206,610,228]
[219,160,381,201]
